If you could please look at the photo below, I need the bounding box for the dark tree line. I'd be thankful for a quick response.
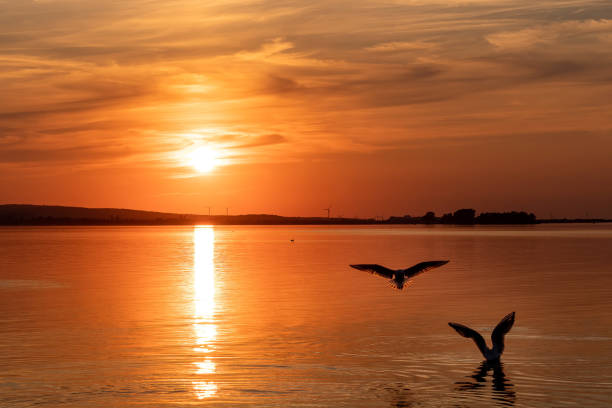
[386,209,537,225]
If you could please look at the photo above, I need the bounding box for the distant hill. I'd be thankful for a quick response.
[0,204,182,221]
[0,204,369,225]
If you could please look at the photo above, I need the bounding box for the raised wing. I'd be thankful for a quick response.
[491,312,515,354]
[349,264,395,279]
[448,322,489,358]
[402,260,449,278]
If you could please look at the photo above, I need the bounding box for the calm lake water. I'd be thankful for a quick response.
[1,225,611,407]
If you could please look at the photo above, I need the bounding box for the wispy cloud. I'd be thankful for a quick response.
[486,19,612,50]
[231,134,287,149]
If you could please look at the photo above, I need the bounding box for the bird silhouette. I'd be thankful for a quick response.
[448,312,515,362]
[349,260,449,290]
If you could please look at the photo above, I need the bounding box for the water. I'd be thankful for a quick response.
[1,224,611,407]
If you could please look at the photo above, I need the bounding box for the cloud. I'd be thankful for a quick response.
[365,41,434,52]
[236,37,330,67]
[0,145,132,165]
[231,134,287,149]
[237,38,294,60]
[262,75,304,94]
[486,19,612,50]
[182,132,287,150]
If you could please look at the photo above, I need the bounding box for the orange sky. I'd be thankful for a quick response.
[1,0,611,218]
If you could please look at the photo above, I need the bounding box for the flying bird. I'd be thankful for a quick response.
[448,312,516,362]
[349,260,449,289]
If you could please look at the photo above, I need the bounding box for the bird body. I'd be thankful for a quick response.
[448,312,516,362]
[349,260,449,289]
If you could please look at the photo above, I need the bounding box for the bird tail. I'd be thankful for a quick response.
[390,281,401,290]
[389,279,410,290]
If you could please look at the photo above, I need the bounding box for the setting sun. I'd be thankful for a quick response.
[190,147,219,173]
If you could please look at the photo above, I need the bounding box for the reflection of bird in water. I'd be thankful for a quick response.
[370,383,413,408]
[387,384,413,408]
[455,360,515,406]
[349,260,449,290]
[448,312,515,362]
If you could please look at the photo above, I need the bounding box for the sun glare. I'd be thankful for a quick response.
[190,147,218,173]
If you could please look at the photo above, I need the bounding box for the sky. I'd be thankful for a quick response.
[1,0,611,218]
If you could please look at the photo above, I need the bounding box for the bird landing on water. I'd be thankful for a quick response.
[448,312,516,362]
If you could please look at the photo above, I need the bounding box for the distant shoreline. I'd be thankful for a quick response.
[1,204,610,226]
[1,220,610,226]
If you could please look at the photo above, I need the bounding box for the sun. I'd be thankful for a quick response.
[190,147,219,173]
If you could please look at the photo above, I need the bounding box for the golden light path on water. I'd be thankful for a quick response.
[192,226,218,399]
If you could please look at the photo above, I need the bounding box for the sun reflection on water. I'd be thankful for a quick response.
[192,381,218,399]
[192,226,218,399]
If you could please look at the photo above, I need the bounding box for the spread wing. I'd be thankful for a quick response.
[349,264,395,279]
[448,322,489,358]
[402,260,449,278]
[491,312,515,354]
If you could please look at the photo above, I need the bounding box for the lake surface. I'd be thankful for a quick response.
[1,224,611,407]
